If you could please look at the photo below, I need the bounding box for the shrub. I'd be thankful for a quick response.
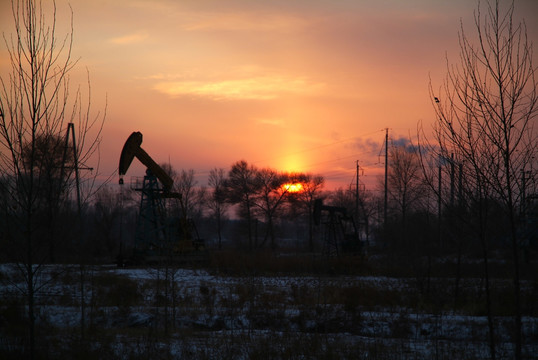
[92,273,141,316]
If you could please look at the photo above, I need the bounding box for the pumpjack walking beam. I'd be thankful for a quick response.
[118,132,175,192]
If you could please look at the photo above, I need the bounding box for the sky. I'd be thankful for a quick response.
[1,0,538,192]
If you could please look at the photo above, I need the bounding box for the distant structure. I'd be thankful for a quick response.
[313,199,361,257]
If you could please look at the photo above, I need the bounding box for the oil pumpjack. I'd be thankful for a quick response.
[118,132,202,264]
[313,199,362,256]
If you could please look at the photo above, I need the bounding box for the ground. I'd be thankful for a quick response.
[1,253,537,359]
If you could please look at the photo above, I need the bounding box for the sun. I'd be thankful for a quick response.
[282,182,304,193]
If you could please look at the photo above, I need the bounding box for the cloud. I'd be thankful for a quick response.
[256,117,284,126]
[391,136,411,148]
[153,76,325,101]
[182,12,310,33]
[352,137,382,154]
[108,31,149,45]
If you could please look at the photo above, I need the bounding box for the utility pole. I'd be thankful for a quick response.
[438,158,442,248]
[450,153,455,207]
[458,162,463,207]
[521,168,526,217]
[60,122,93,341]
[60,122,92,215]
[356,160,359,224]
[384,128,388,228]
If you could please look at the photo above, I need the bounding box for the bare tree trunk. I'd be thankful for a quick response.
[507,197,522,359]
[0,1,105,357]
[26,263,35,360]
[80,264,86,340]
[480,228,496,360]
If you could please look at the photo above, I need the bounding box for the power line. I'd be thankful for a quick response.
[252,129,385,166]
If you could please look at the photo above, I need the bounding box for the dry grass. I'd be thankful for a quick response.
[1,250,537,359]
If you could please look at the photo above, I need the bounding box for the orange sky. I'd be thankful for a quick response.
[2,0,538,191]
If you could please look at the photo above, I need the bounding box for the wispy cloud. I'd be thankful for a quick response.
[182,12,310,32]
[108,31,149,45]
[153,76,325,101]
[256,117,284,126]
[352,137,382,154]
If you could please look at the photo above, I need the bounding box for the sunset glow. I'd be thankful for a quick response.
[282,183,304,193]
[2,0,536,191]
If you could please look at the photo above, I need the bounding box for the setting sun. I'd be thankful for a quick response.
[282,182,304,193]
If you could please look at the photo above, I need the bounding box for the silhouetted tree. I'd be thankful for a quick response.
[174,168,202,219]
[328,186,355,211]
[289,173,324,251]
[92,186,123,257]
[226,160,259,251]
[207,167,229,250]
[21,133,74,262]
[356,188,376,245]
[423,1,538,358]
[0,1,105,356]
[162,164,205,246]
[386,143,427,251]
[253,168,289,250]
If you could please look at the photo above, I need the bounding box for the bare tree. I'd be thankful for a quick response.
[386,143,428,250]
[357,189,377,246]
[0,0,105,356]
[161,164,205,248]
[170,168,196,218]
[291,173,324,252]
[226,160,259,251]
[424,1,538,358]
[253,168,289,250]
[20,133,72,262]
[207,167,229,250]
[92,185,123,257]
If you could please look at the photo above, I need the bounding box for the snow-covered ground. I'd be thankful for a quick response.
[1,263,537,359]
